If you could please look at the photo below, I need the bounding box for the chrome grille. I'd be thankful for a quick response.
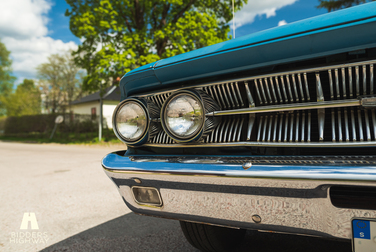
[139,59,376,147]
[255,111,312,142]
[202,83,244,110]
[203,116,245,143]
[147,93,171,107]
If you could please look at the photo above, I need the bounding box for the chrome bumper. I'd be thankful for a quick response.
[102,152,376,239]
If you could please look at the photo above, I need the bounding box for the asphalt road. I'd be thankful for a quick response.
[0,141,351,252]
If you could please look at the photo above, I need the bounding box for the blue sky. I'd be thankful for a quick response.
[0,0,329,84]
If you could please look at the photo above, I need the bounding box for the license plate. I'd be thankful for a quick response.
[352,218,376,252]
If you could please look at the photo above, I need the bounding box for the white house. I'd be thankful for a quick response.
[71,86,121,129]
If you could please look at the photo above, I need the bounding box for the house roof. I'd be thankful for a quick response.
[71,86,121,105]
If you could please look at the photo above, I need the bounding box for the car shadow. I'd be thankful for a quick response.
[41,212,351,252]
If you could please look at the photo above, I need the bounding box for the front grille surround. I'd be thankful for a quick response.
[138,59,376,147]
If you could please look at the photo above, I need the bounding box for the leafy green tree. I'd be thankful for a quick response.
[37,51,86,113]
[3,79,41,116]
[65,0,246,93]
[0,39,16,115]
[317,0,374,11]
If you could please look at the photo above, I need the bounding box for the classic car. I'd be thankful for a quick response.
[102,2,376,251]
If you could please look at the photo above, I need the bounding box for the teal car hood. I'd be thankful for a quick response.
[120,2,376,99]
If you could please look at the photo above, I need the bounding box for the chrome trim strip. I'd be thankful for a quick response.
[143,140,376,148]
[207,99,360,116]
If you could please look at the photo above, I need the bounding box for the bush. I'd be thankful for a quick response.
[3,114,101,135]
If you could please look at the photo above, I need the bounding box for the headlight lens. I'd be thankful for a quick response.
[115,100,147,142]
[164,93,204,140]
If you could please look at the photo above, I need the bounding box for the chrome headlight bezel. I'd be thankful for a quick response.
[161,89,219,143]
[112,98,151,146]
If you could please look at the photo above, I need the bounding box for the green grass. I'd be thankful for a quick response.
[0,129,123,145]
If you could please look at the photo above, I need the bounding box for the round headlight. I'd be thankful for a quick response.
[113,99,148,144]
[161,91,205,142]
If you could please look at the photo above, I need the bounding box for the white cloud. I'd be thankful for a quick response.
[0,0,77,84]
[233,0,298,28]
[278,20,288,26]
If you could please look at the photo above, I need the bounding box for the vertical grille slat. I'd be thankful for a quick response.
[363,65,367,95]
[345,109,350,142]
[295,112,300,142]
[274,77,283,103]
[328,69,334,99]
[365,110,371,141]
[358,110,364,141]
[235,82,245,107]
[254,80,263,105]
[307,112,311,142]
[356,66,360,96]
[332,109,336,142]
[297,74,305,102]
[335,69,340,99]
[257,116,264,142]
[226,84,236,108]
[291,74,299,102]
[351,109,357,141]
[263,78,273,104]
[280,76,289,103]
[341,68,347,99]
[338,110,343,142]
[348,67,353,98]
[273,115,278,142]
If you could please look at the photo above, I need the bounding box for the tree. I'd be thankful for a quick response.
[37,51,86,113]
[3,79,41,116]
[65,0,247,93]
[0,39,16,115]
[317,0,375,11]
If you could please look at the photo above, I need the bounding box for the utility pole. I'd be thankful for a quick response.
[99,81,103,141]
